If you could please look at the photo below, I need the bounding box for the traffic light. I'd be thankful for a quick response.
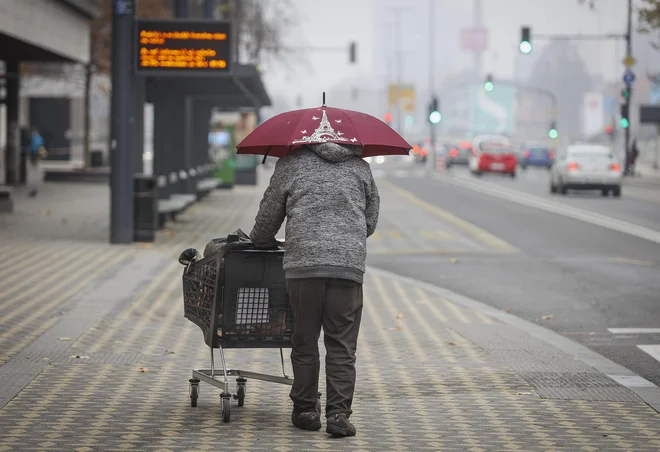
[384,111,393,123]
[428,97,441,124]
[349,42,357,64]
[621,88,630,100]
[620,104,629,129]
[520,26,532,54]
[484,74,494,92]
[548,121,558,139]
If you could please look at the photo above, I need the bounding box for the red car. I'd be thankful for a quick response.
[469,143,517,178]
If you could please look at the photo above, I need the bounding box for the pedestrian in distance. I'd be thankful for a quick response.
[27,127,47,197]
[631,139,639,176]
[250,141,380,437]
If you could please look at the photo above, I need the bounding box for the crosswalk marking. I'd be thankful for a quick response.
[638,345,660,363]
[608,328,660,334]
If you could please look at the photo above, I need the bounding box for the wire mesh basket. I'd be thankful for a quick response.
[182,249,293,348]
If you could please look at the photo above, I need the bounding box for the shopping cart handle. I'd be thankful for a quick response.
[178,248,200,265]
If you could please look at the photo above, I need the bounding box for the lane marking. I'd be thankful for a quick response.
[609,328,660,335]
[379,179,517,252]
[438,174,660,246]
[638,345,660,364]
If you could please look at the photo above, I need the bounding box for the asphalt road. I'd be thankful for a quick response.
[367,162,660,386]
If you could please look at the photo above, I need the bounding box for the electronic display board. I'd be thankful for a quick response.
[136,20,232,74]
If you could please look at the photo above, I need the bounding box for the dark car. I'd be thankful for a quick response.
[445,141,472,168]
[520,144,555,170]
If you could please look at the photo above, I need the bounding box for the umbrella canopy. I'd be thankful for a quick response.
[236,106,412,158]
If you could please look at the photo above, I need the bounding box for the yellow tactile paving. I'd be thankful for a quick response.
[2,180,660,450]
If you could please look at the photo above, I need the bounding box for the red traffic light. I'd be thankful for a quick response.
[605,125,614,134]
[384,112,393,123]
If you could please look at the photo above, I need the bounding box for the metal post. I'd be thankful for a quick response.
[109,0,135,244]
[396,13,403,134]
[173,0,188,16]
[4,61,19,185]
[429,0,436,164]
[474,0,483,78]
[203,0,214,18]
[624,0,633,174]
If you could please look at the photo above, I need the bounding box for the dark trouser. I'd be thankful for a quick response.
[285,278,363,418]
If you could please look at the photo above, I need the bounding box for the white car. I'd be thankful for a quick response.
[550,144,622,197]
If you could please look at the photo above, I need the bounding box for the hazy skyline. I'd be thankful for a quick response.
[262,0,659,114]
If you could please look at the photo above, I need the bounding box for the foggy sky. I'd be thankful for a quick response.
[262,0,657,112]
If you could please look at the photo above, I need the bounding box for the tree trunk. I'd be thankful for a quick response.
[83,62,92,168]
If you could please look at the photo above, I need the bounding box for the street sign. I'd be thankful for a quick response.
[623,55,636,68]
[460,28,488,52]
[388,84,416,112]
[623,69,636,85]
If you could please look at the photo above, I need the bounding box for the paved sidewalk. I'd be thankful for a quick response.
[625,166,660,189]
[1,174,660,451]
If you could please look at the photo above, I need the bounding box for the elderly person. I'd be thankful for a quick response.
[250,141,380,437]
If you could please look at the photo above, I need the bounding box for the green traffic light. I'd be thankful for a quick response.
[484,82,494,92]
[621,89,630,99]
[620,118,629,129]
[548,129,558,139]
[429,111,442,124]
[519,41,532,54]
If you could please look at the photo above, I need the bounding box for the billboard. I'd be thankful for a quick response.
[469,85,515,135]
[136,20,232,74]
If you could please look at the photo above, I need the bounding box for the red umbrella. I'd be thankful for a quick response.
[236,99,411,160]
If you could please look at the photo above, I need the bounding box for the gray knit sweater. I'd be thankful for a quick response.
[249,143,380,284]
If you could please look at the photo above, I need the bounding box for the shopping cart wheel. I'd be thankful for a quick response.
[221,393,231,422]
[236,383,246,407]
[189,378,200,408]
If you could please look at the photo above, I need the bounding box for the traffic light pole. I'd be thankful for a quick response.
[624,0,633,174]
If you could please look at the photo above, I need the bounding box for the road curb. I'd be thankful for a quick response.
[368,266,660,413]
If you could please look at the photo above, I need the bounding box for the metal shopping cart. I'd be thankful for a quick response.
[181,246,319,422]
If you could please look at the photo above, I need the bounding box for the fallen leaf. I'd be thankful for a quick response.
[139,367,151,373]
[69,355,90,359]
[395,313,404,319]
[505,308,511,313]
[395,326,402,331]
[540,314,554,321]
[164,350,176,355]
[43,209,52,216]
[42,357,49,361]
[449,258,458,264]
[58,337,71,341]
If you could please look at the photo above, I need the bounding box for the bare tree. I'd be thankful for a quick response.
[579,0,660,48]
[235,0,298,67]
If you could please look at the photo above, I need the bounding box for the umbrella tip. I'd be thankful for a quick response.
[322,92,326,107]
